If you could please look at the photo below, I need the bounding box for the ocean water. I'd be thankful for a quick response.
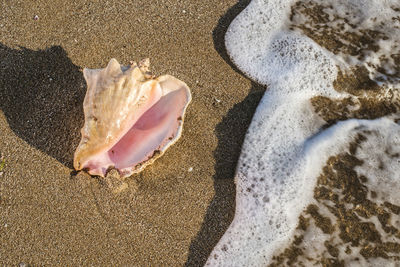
[207,0,400,266]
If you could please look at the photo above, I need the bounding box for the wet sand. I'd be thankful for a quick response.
[0,0,263,265]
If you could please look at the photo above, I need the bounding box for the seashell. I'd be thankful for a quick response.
[74,58,191,178]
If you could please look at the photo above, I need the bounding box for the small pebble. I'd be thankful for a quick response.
[188,167,193,172]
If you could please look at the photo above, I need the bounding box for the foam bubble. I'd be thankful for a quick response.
[207,0,400,266]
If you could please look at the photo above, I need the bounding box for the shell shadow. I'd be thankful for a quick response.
[0,44,85,169]
[185,1,265,265]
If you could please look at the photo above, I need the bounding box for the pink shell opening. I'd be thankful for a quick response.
[84,87,188,177]
[74,58,191,178]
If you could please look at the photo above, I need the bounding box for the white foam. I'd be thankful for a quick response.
[206,0,400,266]
[289,0,400,83]
[273,118,400,266]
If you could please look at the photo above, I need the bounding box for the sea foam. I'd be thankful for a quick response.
[206,0,400,266]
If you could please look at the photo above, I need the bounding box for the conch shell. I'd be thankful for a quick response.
[74,58,191,178]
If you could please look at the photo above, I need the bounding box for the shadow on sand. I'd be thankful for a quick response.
[0,44,85,169]
[0,2,263,263]
[185,1,265,265]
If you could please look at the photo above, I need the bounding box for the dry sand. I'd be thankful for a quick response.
[0,0,264,265]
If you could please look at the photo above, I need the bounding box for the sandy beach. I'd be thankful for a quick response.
[0,0,264,265]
